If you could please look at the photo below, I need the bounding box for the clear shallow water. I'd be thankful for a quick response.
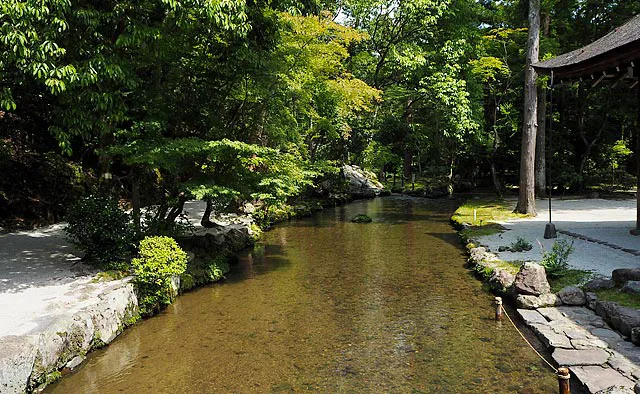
[47,197,557,393]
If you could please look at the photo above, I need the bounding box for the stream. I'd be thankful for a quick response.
[46,196,557,393]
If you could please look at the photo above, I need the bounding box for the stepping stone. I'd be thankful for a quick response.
[592,328,624,341]
[538,307,567,322]
[571,366,635,393]
[517,309,547,325]
[552,348,610,366]
[530,324,573,349]
[562,327,592,340]
[608,350,640,380]
[594,386,634,394]
[572,338,609,350]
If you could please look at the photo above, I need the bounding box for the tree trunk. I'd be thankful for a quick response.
[131,169,141,236]
[515,0,540,216]
[403,150,412,180]
[535,85,547,196]
[490,161,502,198]
[201,199,214,228]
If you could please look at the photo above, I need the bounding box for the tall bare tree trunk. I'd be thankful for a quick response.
[535,85,546,196]
[516,0,540,215]
[535,11,551,198]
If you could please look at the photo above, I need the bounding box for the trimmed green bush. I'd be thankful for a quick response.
[540,239,574,278]
[132,236,188,316]
[65,195,135,269]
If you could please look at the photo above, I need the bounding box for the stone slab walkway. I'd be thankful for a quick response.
[518,306,640,393]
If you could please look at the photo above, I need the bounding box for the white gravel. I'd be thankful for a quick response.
[0,201,249,338]
[0,224,106,337]
[476,198,640,277]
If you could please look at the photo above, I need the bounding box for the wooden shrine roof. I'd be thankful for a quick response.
[533,15,640,82]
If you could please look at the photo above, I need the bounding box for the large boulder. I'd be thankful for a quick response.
[610,306,640,338]
[584,278,616,291]
[342,165,383,199]
[595,301,640,337]
[557,286,586,306]
[613,269,640,287]
[513,262,551,296]
[516,293,560,309]
[622,281,640,295]
[489,270,515,293]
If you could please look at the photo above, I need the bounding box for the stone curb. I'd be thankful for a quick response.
[518,307,640,393]
[461,236,640,393]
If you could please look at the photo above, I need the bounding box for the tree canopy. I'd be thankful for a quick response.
[1,0,638,226]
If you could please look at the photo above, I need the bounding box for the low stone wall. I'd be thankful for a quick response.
[0,220,257,394]
[460,231,640,393]
[1,172,386,393]
[0,279,138,393]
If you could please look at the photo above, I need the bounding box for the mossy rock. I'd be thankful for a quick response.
[351,214,372,223]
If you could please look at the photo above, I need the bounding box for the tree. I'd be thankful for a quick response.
[515,0,540,215]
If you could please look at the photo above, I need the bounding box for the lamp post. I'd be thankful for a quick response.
[544,70,557,239]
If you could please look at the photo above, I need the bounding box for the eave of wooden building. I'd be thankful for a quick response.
[533,15,640,84]
[532,14,640,233]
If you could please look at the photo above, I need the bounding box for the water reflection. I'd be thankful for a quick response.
[47,197,557,393]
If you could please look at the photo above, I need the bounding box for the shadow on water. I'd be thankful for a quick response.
[45,196,563,394]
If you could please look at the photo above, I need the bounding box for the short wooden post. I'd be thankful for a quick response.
[557,367,570,394]
[495,297,503,321]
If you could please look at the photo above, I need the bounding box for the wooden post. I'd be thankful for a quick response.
[557,367,570,394]
[633,85,640,235]
[495,297,503,321]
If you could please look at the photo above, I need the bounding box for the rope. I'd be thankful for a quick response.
[500,305,558,373]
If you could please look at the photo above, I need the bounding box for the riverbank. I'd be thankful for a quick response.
[0,165,385,393]
[453,196,640,393]
[44,196,560,393]
[0,208,257,393]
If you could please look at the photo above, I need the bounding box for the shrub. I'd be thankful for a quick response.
[65,195,135,269]
[132,236,188,316]
[510,237,533,252]
[539,239,575,278]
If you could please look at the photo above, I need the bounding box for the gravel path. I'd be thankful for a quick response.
[477,198,640,277]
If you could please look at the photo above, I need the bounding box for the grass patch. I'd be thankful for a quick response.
[453,199,530,241]
[548,269,595,293]
[460,223,505,240]
[452,199,529,227]
[594,289,640,309]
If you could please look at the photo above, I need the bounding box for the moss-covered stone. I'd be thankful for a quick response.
[351,214,372,223]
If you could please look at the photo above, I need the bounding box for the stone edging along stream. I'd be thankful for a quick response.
[0,221,259,394]
[0,165,386,393]
[451,220,640,393]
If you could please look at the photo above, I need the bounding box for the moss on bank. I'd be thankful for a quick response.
[454,198,591,293]
[594,289,640,309]
[180,255,232,292]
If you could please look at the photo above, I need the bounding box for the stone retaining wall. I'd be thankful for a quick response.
[461,235,640,393]
[0,279,138,393]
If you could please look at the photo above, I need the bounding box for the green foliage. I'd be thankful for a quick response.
[205,255,230,283]
[548,269,594,293]
[92,270,128,283]
[509,237,533,252]
[181,254,232,291]
[131,236,188,316]
[539,240,575,279]
[594,289,640,310]
[65,195,134,269]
